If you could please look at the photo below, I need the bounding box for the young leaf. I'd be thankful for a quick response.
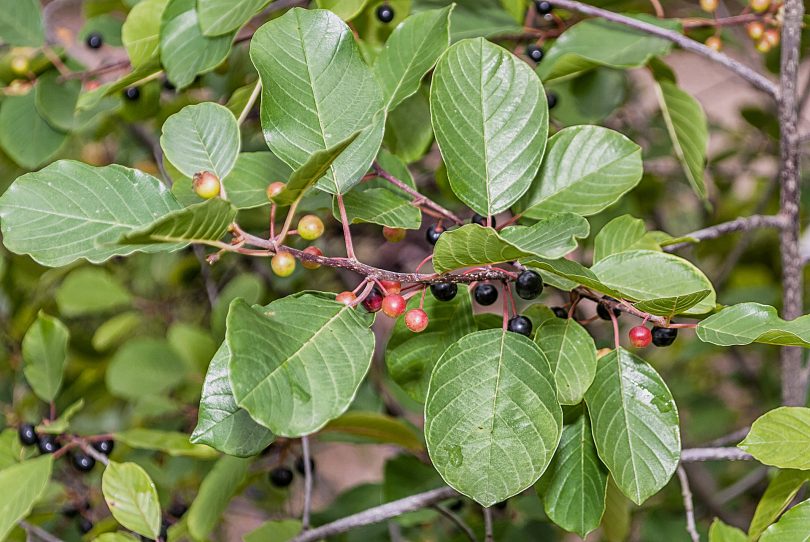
[593,215,660,263]
[0,0,43,46]
[187,456,252,540]
[35,399,84,435]
[739,407,810,470]
[374,6,452,110]
[227,294,375,437]
[102,461,162,539]
[0,161,182,267]
[197,0,270,36]
[117,198,237,246]
[114,429,218,459]
[22,312,69,403]
[425,329,562,507]
[534,318,598,405]
[250,8,385,194]
[321,411,424,452]
[584,348,681,505]
[697,303,810,348]
[56,268,132,317]
[0,91,67,170]
[709,519,747,542]
[540,409,608,538]
[655,80,709,201]
[192,342,275,458]
[748,470,809,540]
[760,498,810,542]
[0,455,53,540]
[518,125,642,218]
[223,152,293,209]
[383,89,434,163]
[160,103,240,180]
[121,0,169,68]
[431,38,548,216]
[34,71,81,131]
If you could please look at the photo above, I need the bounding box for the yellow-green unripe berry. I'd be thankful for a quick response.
[193,171,221,199]
[297,215,324,241]
[266,181,285,201]
[271,252,296,277]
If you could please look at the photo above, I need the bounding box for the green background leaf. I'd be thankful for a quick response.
[0,91,67,170]
[122,0,169,68]
[760,498,810,542]
[748,469,809,540]
[697,303,810,348]
[0,0,43,46]
[22,312,69,403]
[0,456,53,540]
[102,461,162,538]
[198,0,270,35]
[739,407,810,470]
[187,456,251,540]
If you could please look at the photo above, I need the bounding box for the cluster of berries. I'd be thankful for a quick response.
[18,423,114,471]
[699,0,780,53]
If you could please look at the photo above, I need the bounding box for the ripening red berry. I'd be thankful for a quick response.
[266,181,285,201]
[336,291,357,305]
[405,309,428,332]
[379,280,401,294]
[361,288,384,313]
[301,246,323,270]
[747,22,765,40]
[381,294,407,318]
[629,326,652,348]
[762,28,779,47]
[383,226,406,243]
[271,252,296,277]
[298,215,324,240]
[193,171,221,199]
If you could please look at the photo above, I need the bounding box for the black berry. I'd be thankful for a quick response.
[535,0,553,15]
[163,78,176,91]
[596,298,620,321]
[376,4,395,23]
[123,87,140,101]
[169,501,188,518]
[526,45,544,63]
[77,517,94,534]
[18,423,38,446]
[425,224,444,245]
[551,306,568,319]
[547,91,558,110]
[430,282,457,302]
[471,214,496,228]
[37,434,60,454]
[515,270,543,300]
[71,452,96,472]
[651,326,678,347]
[85,32,103,49]
[269,466,294,487]
[507,315,533,337]
[295,456,316,475]
[474,283,498,306]
[92,439,115,455]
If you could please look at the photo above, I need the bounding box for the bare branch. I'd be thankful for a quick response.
[702,426,750,448]
[664,215,786,252]
[372,163,464,226]
[676,466,700,542]
[548,0,778,98]
[483,507,494,542]
[434,504,478,542]
[289,487,459,542]
[680,447,753,462]
[301,435,313,531]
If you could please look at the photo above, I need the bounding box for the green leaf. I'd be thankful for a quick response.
[537,16,677,82]
[36,399,84,435]
[251,8,385,194]
[602,477,631,542]
[384,454,443,525]
[0,91,67,170]
[321,411,423,452]
[114,429,218,459]
[655,80,708,200]
[93,312,143,351]
[425,329,562,506]
[0,161,182,267]
[584,348,680,505]
[414,0,521,40]
[709,519,747,542]
[518,125,642,218]
[270,133,360,206]
[92,534,141,542]
[0,0,43,46]
[198,0,270,36]
[760,498,810,542]
[244,520,301,542]
[431,38,548,216]
[375,6,452,110]
[118,197,236,245]
[383,88,434,163]
[187,456,251,540]
[534,318,597,405]
[432,213,589,273]
[739,407,810,470]
[101,461,162,539]
[591,250,716,315]
[122,0,169,68]
[160,103,240,179]
[56,268,132,317]
[593,215,660,263]
[160,0,234,88]
[633,290,712,318]
[315,0,370,20]
[35,71,81,131]
[524,257,623,297]
[211,274,266,338]
[546,68,627,125]
[541,410,608,538]
[748,470,810,540]
[106,338,186,400]
[697,303,810,348]
[192,342,275,457]
[224,152,293,209]
[227,294,375,437]
[22,312,69,403]
[77,61,162,111]
[337,187,421,229]
[0,456,53,540]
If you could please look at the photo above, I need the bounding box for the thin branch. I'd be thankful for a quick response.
[549,0,778,98]
[680,13,769,29]
[483,507,494,542]
[372,163,464,226]
[193,246,219,306]
[702,426,750,447]
[237,80,262,125]
[663,215,786,252]
[19,521,65,542]
[716,466,768,504]
[288,487,459,542]
[680,447,753,462]
[676,466,700,542]
[433,505,478,542]
[301,435,313,531]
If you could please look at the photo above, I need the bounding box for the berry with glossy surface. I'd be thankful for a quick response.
[10,56,29,75]
[271,252,296,277]
[507,315,533,337]
[336,291,357,305]
[596,298,620,320]
[749,0,770,12]
[546,91,558,109]
[78,517,94,535]
[515,270,543,300]
[535,0,553,15]
[301,246,323,270]
[169,502,188,518]
[474,283,498,306]
[629,326,652,348]
[405,309,429,332]
[747,22,765,40]
[266,181,285,200]
[123,87,140,101]
[430,282,457,302]
[376,4,395,22]
[269,466,294,488]
[92,439,114,455]
[651,326,678,347]
[361,288,384,313]
[37,434,60,454]
[295,456,315,475]
[705,35,722,51]
[383,226,406,243]
[551,306,568,319]
[755,36,773,53]
[425,224,444,245]
[700,0,718,12]
[192,171,221,199]
[762,28,779,47]
[86,32,103,49]
[71,452,96,472]
[297,215,324,241]
[380,280,401,294]
[526,44,544,63]
[382,294,407,318]
[18,424,38,446]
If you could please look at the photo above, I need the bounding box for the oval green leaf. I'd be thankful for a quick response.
[534,318,597,405]
[739,407,810,470]
[760,498,810,542]
[187,456,252,540]
[22,312,69,403]
[0,455,53,540]
[102,461,161,539]
[697,303,810,348]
